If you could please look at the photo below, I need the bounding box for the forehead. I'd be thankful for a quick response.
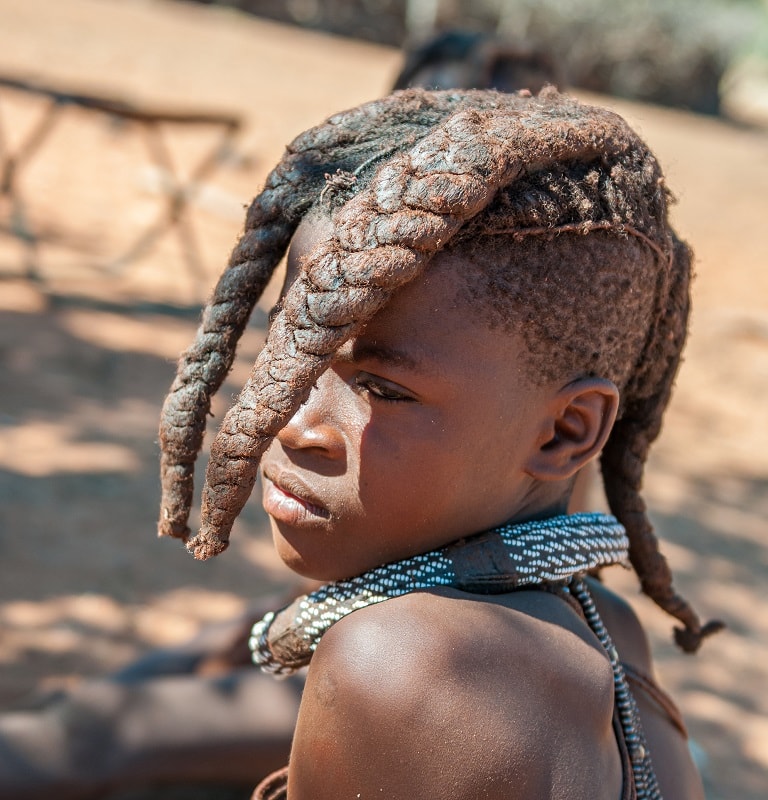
[285,209,544,390]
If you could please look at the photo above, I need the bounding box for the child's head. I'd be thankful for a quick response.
[159,88,713,651]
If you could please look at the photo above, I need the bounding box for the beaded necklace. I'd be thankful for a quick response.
[249,512,661,799]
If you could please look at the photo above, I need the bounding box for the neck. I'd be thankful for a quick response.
[250,512,628,675]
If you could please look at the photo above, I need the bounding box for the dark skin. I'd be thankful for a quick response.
[264,213,705,799]
[262,217,609,581]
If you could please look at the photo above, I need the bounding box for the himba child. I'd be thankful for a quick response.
[158,86,723,800]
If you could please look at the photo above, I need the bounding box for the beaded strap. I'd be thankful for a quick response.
[569,579,662,800]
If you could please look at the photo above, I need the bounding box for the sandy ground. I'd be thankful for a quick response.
[0,1,766,798]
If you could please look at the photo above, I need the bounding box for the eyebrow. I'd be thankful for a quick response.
[338,340,432,375]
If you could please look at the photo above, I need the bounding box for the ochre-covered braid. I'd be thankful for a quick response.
[158,174,303,541]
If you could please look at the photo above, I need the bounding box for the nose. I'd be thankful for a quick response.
[275,369,346,461]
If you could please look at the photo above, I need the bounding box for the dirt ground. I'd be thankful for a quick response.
[0,1,766,798]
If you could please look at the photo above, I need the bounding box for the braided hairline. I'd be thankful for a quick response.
[486,220,671,268]
[158,88,718,650]
[453,184,715,651]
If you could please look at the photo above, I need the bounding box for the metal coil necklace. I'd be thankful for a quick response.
[249,512,661,799]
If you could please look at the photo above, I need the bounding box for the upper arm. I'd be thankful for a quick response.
[286,594,623,800]
[287,606,456,798]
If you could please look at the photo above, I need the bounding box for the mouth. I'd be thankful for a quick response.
[262,469,331,525]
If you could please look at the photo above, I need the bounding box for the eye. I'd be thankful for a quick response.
[354,373,414,403]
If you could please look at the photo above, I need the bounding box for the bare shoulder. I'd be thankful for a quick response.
[287,589,622,800]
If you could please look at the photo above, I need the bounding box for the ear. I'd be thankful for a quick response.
[524,377,619,481]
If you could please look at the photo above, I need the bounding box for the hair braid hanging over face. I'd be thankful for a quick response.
[158,88,721,650]
[158,90,457,542]
[158,157,309,542]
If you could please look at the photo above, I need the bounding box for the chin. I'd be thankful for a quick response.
[271,525,345,583]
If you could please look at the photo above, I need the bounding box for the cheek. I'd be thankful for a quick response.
[432,406,534,506]
[357,420,463,513]
[358,413,444,474]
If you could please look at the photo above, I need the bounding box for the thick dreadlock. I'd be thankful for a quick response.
[158,87,721,652]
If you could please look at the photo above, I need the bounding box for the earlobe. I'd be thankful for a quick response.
[524,377,619,481]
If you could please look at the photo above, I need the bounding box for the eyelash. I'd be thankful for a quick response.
[354,374,413,403]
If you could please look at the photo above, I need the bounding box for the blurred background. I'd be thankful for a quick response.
[0,0,766,798]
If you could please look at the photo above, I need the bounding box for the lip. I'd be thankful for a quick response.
[262,468,331,526]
